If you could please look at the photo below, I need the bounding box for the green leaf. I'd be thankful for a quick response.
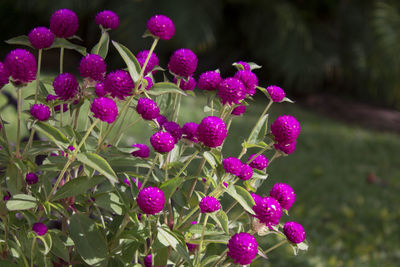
[91,31,110,58]
[226,185,255,215]
[186,223,224,236]
[282,97,295,103]
[95,192,123,215]
[69,213,107,266]
[160,176,184,200]
[6,194,37,211]
[75,153,118,185]
[203,151,216,167]
[201,255,220,266]
[112,41,141,82]
[189,234,230,244]
[248,114,268,144]
[248,62,262,70]
[52,175,105,201]
[153,246,168,267]
[5,35,33,48]
[49,38,87,56]
[297,241,309,251]
[36,234,52,255]
[34,121,69,149]
[0,260,18,267]
[210,210,229,234]
[5,164,22,195]
[147,82,187,96]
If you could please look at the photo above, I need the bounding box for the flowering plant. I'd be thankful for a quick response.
[0,8,308,266]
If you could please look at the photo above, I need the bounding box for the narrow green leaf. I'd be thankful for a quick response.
[6,194,37,211]
[189,234,230,244]
[226,185,255,215]
[186,223,224,236]
[201,255,220,266]
[248,62,262,70]
[282,97,295,103]
[48,38,87,56]
[5,164,22,195]
[36,234,52,255]
[53,175,105,201]
[76,153,118,185]
[160,176,184,200]
[34,122,69,149]
[248,114,268,144]
[91,31,110,58]
[147,82,187,96]
[210,210,229,234]
[5,35,33,48]
[112,41,141,82]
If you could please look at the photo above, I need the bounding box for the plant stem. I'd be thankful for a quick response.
[11,233,29,267]
[16,88,22,158]
[263,239,286,254]
[175,206,199,229]
[141,154,159,189]
[73,106,81,130]
[0,115,13,157]
[22,129,36,158]
[212,249,228,267]
[34,49,42,104]
[59,47,64,74]
[174,150,199,179]
[195,214,209,265]
[30,237,36,267]
[246,99,272,144]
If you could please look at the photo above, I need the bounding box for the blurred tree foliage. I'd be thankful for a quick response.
[2,0,400,108]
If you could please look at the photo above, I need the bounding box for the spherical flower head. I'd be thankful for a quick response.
[198,70,221,91]
[46,94,68,112]
[227,232,258,265]
[182,122,198,142]
[199,196,220,213]
[137,50,159,76]
[239,163,253,180]
[68,145,75,152]
[131,144,150,158]
[271,115,301,145]
[95,82,106,97]
[50,9,79,38]
[136,97,160,120]
[248,154,269,170]
[196,116,227,148]
[283,221,306,244]
[269,183,296,210]
[104,70,134,100]
[137,187,165,214]
[32,222,48,236]
[0,62,10,89]
[123,177,142,189]
[168,48,198,78]
[186,243,198,252]
[90,97,118,123]
[235,61,251,71]
[53,73,79,101]
[146,14,175,40]
[252,197,282,227]
[218,78,246,105]
[4,49,36,84]
[266,85,286,102]
[79,54,106,82]
[26,173,38,185]
[95,10,120,29]
[231,105,246,116]
[28,26,54,50]
[156,114,168,127]
[174,76,196,91]
[142,76,153,90]
[150,132,175,153]
[234,70,258,96]
[3,191,11,202]
[163,121,182,143]
[144,254,152,267]
[274,140,297,155]
[250,193,262,205]
[222,157,242,176]
[30,104,51,121]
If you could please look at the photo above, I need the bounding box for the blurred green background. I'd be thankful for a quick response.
[1,0,400,266]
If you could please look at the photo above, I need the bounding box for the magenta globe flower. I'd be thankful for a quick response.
[53,73,79,100]
[199,196,220,213]
[0,62,10,89]
[28,27,54,49]
[146,14,175,40]
[95,10,120,29]
[227,232,258,265]
[186,243,198,252]
[32,222,48,236]
[182,122,198,142]
[124,177,142,189]
[4,49,36,84]
[168,48,198,78]
[163,121,182,143]
[50,9,79,38]
[174,76,196,91]
[283,221,306,244]
[136,97,160,120]
[137,187,165,215]
[198,70,221,91]
[90,97,118,123]
[104,70,134,100]
[131,144,150,158]
[95,82,106,97]
[150,132,175,153]
[222,157,242,176]
[79,54,107,82]
[239,163,253,180]
[234,70,258,96]
[266,85,286,102]
[231,105,246,116]
[248,154,269,170]
[252,197,282,228]
[218,77,246,105]
[25,173,39,185]
[234,61,251,71]
[136,50,159,76]
[269,183,296,211]
[156,114,168,128]
[196,116,227,148]
[250,193,262,205]
[30,104,51,121]
[274,140,297,155]
[271,115,301,145]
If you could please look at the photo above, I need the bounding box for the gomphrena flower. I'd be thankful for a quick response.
[199,196,220,213]
[239,163,253,180]
[124,177,143,189]
[95,10,120,30]
[186,243,198,252]
[266,85,286,102]
[248,154,268,170]
[223,157,242,176]
[95,82,106,97]
[30,104,51,121]
[28,27,54,49]
[136,97,160,120]
[218,77,246,105]
[0,62,10,89]
[90,97,118,123]
[252,197,282,227]
[79,54,107,82]
[25,173,38,185]
[227,232,258,265]
[146,14,175,40]
[144,254,152,267]
[270,183,296,211]
[174,76,196,91]
[53,73,79,100]
[68,146,75,151]
[234,70,258,96]
[274,140,297,155]
[136,50,159,75]
[168,48,198,78]
[283,221,306,244]
[137,187,165,215]
[4,49,37,84]
[182,122,198,142]
[197,70,221,91]
[234,61,251,71]
[150,132,175,153]
[131,144,150,158]
[50,9,79,38]
[250,193,262,205]
[104,70,134,100]
[163,121,182,143]
[196,116,227,148]
[46,94,68,112]
[231,105,246,116]
[271,115,301,144]
[3,191,11,202]
[156,114,168,127]
[32,222,48,236]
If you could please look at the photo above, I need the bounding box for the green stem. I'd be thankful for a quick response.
[174,150,199,179]
[60,104,63,128]
[96,30,106,54]
[0,115,13,157]
[141,154,159,189]
[59,47,64,74]
[246,99,272,144]
[195,214,209,265]
[22,128,36,158]
[173,79,181,122]
[211,249,228,267]
[73,106,81,130]
[16,89,22,158]
[30,237,36,267]
[11,233,29,267]
[176,206,199,230]
[34,49,42,104]
[264,239,286,254]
